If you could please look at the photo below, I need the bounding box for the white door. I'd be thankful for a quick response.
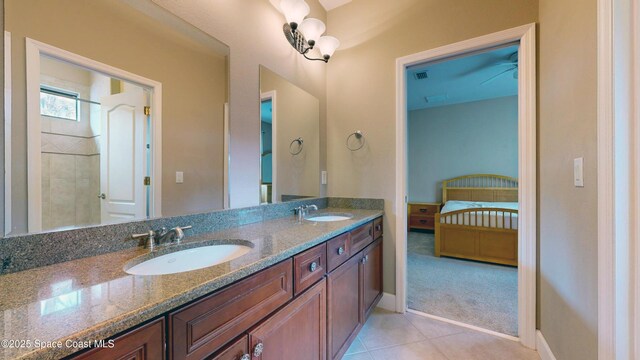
[100,88,147,223]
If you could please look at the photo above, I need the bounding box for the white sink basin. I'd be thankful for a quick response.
[305,213,353,222]
[125,244,252,276]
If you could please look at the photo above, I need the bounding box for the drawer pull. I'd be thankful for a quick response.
[309,261,318,272]
[337,247,345,255]
[420,220,428,224]
[375,224,382,231]
[361,255,369,264]
[253,342,264,357]
[420,208,427,213]
[240,355,250,360]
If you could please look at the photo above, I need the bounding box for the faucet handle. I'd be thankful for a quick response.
[131,230,157,251]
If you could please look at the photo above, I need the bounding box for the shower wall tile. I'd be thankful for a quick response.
[50,178,76,228]
[51,154,76,181]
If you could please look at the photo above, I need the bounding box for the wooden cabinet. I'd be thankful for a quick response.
[408,202,441,231]
[326,255,362,360]
[169,260,293,360]
[70,217,383,360]
[327,221,383,360]
[248,279,326,360]
[361,238,383,319]
[71,319,165,360]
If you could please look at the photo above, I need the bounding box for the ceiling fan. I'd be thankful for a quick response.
[481,52,518,85]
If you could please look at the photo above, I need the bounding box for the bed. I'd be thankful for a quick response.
[434,174,518,266]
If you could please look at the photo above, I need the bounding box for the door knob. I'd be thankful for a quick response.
[98,193,106,199]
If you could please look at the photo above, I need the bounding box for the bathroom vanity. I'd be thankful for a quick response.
[0,205,383,360]
[76,217,382,360]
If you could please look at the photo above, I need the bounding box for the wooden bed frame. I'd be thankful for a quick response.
[434,174,518,266]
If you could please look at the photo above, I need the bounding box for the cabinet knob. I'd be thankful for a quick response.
[253,342,264,357]
[309,261,318,272]
[337,246,345,255]
[240,355,250,360]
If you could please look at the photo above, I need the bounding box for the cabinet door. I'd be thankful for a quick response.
[361,237,383,319]
[248,279,326,360]
[71,319,165,360]
[326,255,362,360]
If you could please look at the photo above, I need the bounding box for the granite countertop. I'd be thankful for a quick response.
[0,208,383,360]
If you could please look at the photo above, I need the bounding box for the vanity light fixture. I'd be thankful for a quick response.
[280,0,340,62]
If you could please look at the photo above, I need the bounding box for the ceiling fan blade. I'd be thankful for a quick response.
[481,67,516,85]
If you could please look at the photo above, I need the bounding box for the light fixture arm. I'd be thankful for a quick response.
[283,23,330,63]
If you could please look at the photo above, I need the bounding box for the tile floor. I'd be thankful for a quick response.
[342,308,540,360]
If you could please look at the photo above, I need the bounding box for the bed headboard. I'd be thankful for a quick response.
[442,174,518,203]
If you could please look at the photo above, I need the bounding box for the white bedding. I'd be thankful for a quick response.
[440,200,519,229]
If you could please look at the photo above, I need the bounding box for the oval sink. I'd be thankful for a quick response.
[125,243,252,276]
[305,213,353,222]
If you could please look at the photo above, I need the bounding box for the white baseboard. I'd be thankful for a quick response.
[377,292,396,312]
[536,330,557,360]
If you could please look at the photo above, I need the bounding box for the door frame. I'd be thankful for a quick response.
[25,38,163,232]
[394,23,537,348]
[260,91,277,203]
[597,0,639,358]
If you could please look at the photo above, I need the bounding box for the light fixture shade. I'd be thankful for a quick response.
[316,36,340,58]
[280,0,310,26]
[298,18,326,45]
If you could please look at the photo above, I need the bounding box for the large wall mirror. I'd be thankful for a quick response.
[5,0,230,235]
[259,66,320,204]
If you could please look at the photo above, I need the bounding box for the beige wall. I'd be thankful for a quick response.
[260,67,320,201]
[325,0,538,293]
[538,0,598,358]
[5,0,228,233]
[152,0,328,208]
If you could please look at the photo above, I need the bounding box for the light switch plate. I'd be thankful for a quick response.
[176,171,184,184]
[574,158,584,187]
[321,171,327,185]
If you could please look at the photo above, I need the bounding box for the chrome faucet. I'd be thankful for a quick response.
[294,204,319,221]
[131,225,192,251]
[157,225,192,244]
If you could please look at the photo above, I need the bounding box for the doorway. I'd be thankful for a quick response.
[260,91,276,204]
[395,24,537,348]
[405,44,520,336]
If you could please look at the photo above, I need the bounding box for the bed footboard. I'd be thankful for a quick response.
[435,208,518,266]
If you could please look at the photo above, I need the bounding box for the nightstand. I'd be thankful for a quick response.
[407,202,441,231]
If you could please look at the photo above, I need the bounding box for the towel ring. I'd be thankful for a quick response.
[289,137,304,155]
[346,131,365,151]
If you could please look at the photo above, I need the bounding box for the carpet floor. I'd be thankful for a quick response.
[407,231,518,336]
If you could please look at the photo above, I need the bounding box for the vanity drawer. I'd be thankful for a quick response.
[326,232,351,272]
[71,318,165,360]
[169,259,293,360]
[373,217,383,240]
[350,222,373,254]
[294,243,327,296]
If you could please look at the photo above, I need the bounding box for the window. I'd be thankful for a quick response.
[40,86,79,121]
